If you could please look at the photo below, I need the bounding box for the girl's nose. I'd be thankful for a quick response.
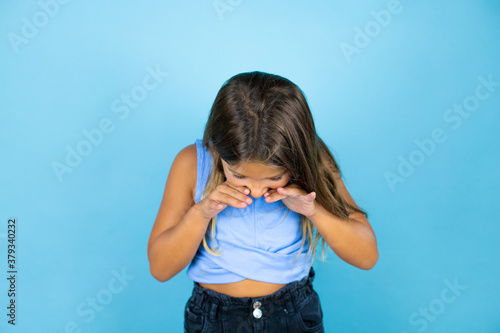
[248,187,268,199]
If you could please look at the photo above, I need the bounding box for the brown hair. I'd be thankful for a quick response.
[200,71,367,264]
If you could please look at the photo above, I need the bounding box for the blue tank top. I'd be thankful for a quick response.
[186,139,313,284]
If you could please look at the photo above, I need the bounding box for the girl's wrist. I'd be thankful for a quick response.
[191,202,214,224]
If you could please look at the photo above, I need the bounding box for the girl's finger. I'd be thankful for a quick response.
[265,191,285,203]
[277,186,293,196]
[264,189,276,197]
[218,183,252,207]
[215,201,226,209]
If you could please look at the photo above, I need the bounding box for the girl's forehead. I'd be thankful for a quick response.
[222,159,287,173]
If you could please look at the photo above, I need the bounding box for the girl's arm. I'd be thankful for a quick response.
[309,172,379,270]
[147,144,211,282]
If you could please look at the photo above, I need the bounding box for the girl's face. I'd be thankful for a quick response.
[221,159,291,199]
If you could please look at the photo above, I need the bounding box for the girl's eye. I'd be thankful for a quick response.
[233,174,245,179]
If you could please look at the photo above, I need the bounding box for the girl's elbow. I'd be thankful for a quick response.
[360,251,379,270]
[149,266,173,282]
[148,249,174,282]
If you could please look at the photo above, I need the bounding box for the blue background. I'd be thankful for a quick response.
[1,0,499,332]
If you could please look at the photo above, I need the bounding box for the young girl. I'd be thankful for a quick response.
[147,71,378,332]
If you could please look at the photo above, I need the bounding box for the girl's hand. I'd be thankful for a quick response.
[263,184,317,218]
[196,181,252,220]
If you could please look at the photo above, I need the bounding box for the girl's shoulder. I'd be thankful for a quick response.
[147,143,197,256]
[171,143,198,202]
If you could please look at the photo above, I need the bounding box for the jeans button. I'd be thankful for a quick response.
[253,301,262,309]
[253,308,262,319]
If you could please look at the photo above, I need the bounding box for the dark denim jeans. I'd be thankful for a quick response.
[184,267,324,333]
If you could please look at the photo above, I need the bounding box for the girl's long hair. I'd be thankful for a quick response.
[200,71,367,264]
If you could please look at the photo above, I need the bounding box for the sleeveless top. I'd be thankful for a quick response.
[186,139,313,284]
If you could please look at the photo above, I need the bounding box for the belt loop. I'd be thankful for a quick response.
[208,298,219,322]
[284,291,296,316]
